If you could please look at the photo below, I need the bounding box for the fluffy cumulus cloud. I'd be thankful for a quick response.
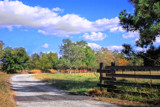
[88,43,102,49]
[0,0,122,37]
[122,31,139,39]
[42,43,49,48]
[107,45,124,51]
[83,32,107,41]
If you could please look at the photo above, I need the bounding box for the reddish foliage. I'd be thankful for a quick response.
[116,58,130,66]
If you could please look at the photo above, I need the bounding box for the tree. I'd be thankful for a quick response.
[30,52,58,70]
[56,57,68,70]
[139,46,160,66]
[30,53,41,69]
[2,47,30,73]
[0,41,4,59]
[119,0,160,47]
[0,41,4,69]
[96,48,115,66]
[47,52,58,69]
[114,52,130,66]
[84,46,98,69]
[60,39,86,71]
[122,44,160,66]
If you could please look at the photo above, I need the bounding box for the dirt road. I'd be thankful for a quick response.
[11,74,118,107]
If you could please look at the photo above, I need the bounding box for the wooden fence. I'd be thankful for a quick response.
[97,62,160,93]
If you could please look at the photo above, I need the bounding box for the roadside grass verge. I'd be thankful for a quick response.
[0,74,16,107]
[33,72,160,105]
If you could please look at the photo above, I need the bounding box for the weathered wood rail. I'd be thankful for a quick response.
[97,62,160,93]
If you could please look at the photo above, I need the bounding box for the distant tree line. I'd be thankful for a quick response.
[0,39,159,74]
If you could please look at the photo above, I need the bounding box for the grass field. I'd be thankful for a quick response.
[33,73,99,94]
[33,72,160,105]
[0,74,16,107]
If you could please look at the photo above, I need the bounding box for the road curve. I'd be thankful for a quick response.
[11,74,118,107]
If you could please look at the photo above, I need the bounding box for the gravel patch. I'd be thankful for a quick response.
[11,74,118,107]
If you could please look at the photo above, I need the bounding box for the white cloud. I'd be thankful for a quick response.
[52,7,63,12]
[93,17,120,32]
[0,11,39,27]
[110,26,125,32]
[122,31,139,39]
[83,32,107,41]
[88,43,102,49]
[0,0,123,37]
[42,43,49,48]
[107,45,124,51]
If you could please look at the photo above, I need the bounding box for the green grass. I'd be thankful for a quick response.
[33,72,160,105]
[33,73,99,94]
[0,74,16,107]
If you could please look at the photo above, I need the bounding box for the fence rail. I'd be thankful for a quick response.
[97,62,160,93]
[105,66,160,71]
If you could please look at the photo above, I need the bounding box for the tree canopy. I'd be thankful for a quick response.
[119,0,160,47]
[59,39,97,70]
[30,52,58,70]
[0,41,4,60]
[2,47,30,73]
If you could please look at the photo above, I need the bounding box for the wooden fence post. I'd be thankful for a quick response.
[100,62,104,91]
[107,62,116,92]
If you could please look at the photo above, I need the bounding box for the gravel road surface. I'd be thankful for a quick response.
[11,74,118,107]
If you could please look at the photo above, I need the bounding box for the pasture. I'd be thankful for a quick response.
[33,71,160,105]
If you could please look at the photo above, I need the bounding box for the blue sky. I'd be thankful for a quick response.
[0,0,160,55]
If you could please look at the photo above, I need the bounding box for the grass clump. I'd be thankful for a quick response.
[0,74,16,107]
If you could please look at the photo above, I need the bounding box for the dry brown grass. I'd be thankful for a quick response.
[0,72,7,75]
[29,69,42,74]
[88,88,102,96]
[48,69,57,73]
[0,74,16,107]
[20,72,29,74]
